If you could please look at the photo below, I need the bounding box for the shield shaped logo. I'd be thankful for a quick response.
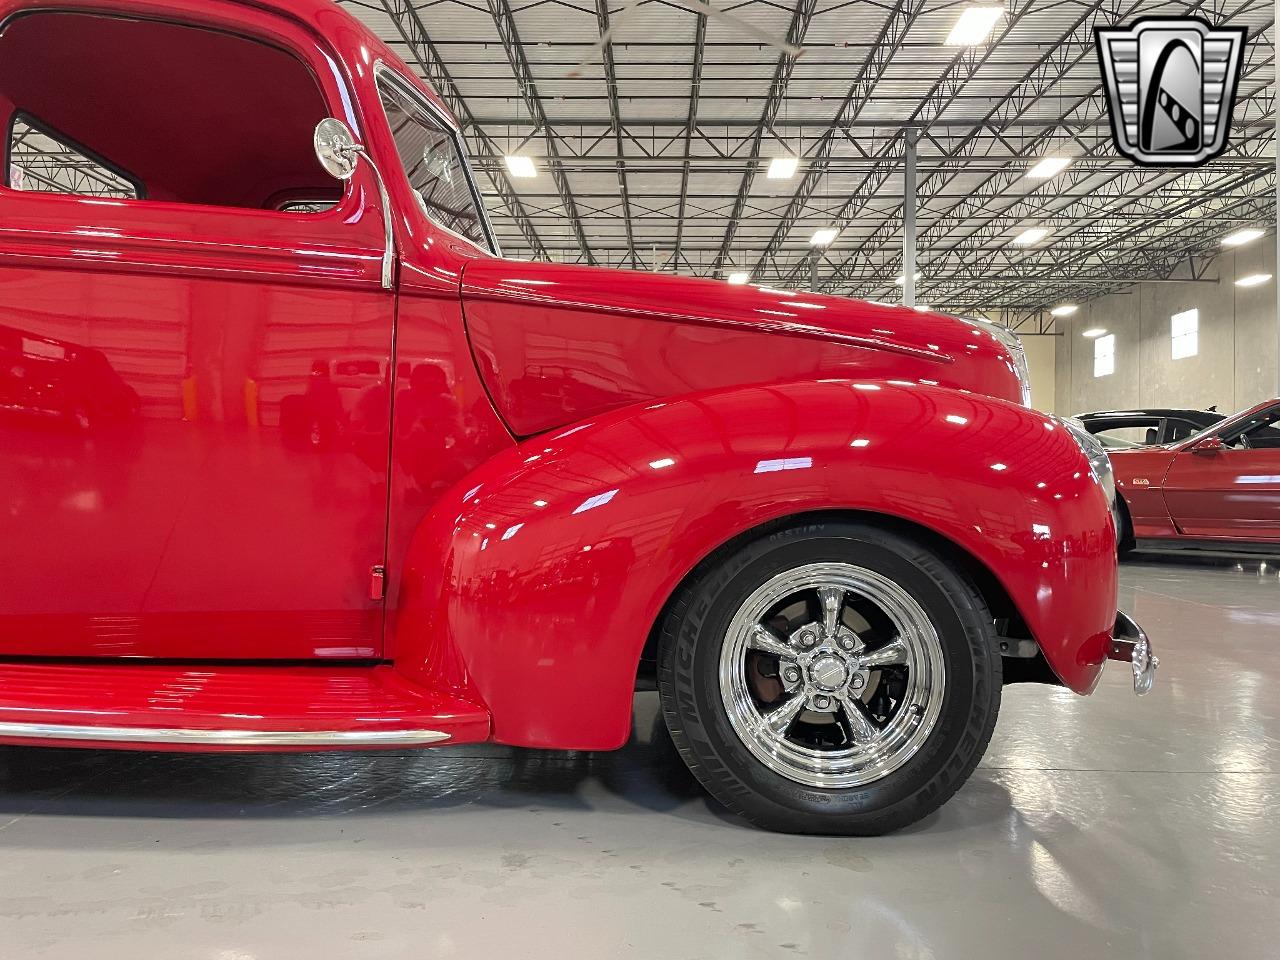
[1096,17,1247,166]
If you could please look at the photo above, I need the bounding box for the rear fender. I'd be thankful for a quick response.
[393,380,1116,750]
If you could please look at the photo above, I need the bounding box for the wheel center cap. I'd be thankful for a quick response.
[808,654,848,692]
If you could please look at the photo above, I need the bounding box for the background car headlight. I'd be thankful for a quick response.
[1061,416,1116,505]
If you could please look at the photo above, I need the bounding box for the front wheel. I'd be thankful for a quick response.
[657,520,1001,834]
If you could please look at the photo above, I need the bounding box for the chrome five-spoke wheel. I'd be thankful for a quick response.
[658,521,1001,834]
[720,562,946,788]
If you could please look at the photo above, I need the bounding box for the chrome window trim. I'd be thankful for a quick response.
[0,722,452,747]
[372,62,501,257]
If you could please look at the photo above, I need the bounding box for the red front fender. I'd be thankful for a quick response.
[393,380,1117,750]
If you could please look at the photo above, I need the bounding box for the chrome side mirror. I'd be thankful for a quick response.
[313,118,395,290]
[313,118,360,180]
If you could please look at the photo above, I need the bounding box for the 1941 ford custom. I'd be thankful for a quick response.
[0,0,1155,833]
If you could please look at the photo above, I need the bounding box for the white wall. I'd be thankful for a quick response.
[1053,236,1277,416]
[1017,333,1056,413]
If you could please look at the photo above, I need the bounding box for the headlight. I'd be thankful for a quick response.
[1060,416,1116,505]
[956,316,1032,407]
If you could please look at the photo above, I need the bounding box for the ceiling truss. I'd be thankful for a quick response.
[346,0,1274,320]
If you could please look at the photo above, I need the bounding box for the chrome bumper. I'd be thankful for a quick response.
[1108,611,1158,696]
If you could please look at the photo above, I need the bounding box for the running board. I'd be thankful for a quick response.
[0,723,453,748]
[0,662,489,751]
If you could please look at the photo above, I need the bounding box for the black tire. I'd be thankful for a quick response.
[657,520,1001,835]
[1115,495,1136,558]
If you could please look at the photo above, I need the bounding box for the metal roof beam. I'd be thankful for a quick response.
[673,10,707,271]
[815,0,1147,289]
[709,0,819,276]
[775,0,1048,287]
[822,51,1275,298]
[593,0,639,269]
[917,11,1273,260]
[485,0,596,263]
[826,0,1268,291]
[376,0,547,258]
[744,0,926,277]
[913,180,1276,309]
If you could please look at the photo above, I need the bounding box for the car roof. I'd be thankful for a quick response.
[1076,408,1222,420]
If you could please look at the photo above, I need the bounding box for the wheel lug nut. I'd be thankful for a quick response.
[814,696,830,710]
[850,675,865,690]
[783,668,800,683]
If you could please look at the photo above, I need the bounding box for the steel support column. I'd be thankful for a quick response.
[903,128,917,308]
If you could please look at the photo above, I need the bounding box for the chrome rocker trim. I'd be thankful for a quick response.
[1108,611,1158,696]
[0,723,453,747]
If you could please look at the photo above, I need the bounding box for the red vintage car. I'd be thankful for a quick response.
[1111,398,1280,553]
[0,0,1155,834]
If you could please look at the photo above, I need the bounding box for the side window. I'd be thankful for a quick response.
[8,114,141,199]
[0,11,340,212]
[1227,409,1280,450]
[1093,333,1116,378]
[1094,423,1157,447]
[1171,308,1199,360]
[377,74,493,252]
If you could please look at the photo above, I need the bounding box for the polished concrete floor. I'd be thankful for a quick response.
[2,553,1278,959]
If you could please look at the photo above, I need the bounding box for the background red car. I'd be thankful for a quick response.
[1111,398,1280,552]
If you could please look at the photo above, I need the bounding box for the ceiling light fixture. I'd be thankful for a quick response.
[1082,328,1107,338]
[810,228,839,247]
[1027,156,1070,179]
[727,272,750,284]
[1236,273,1273,287]
[894,272,923,285]
[1011,227,1049,246]
[504,155,537,178]
[1049,304,1078,317]
[1223,228,1264,247]
[945,6,1004,45]
[767,156,799,179]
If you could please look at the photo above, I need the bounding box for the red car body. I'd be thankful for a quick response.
[0,0,1124,753]
[1111,398,1280,548]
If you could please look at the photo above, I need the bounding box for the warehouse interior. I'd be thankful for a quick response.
[0,1,1276,958]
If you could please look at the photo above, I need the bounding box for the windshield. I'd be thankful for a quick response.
[1181,403,1280,447]
[376,70,494,253]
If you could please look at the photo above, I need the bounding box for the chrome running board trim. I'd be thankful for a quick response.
[0,723,452,747]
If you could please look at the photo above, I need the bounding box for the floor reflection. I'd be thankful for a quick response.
[1,560,1277,960]
[0,697,701,822]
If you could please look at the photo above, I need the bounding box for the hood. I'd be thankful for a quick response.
[459,258,1028,436]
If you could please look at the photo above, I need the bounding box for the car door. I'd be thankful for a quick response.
[0,8,393,658]
[1162,404,1280,540]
